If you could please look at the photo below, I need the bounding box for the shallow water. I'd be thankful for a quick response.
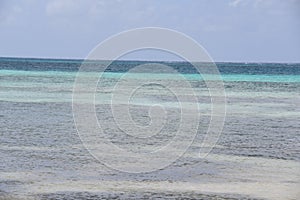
[0,58,299,199]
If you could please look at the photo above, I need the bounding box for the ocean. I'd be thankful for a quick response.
[0,57,299,199]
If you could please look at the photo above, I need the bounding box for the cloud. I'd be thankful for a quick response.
[44,0,166,31]
[229,0,244,7]
[46,0,86,17]
[228,0,271,8]
[0,0,22,25]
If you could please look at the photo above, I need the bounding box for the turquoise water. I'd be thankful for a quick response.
[0,58,299,199]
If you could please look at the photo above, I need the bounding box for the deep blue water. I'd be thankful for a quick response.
[1,57,300,75]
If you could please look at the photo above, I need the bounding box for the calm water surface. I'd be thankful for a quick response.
[0,58,299,199]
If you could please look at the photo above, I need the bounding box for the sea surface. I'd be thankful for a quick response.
[0,57,299,199]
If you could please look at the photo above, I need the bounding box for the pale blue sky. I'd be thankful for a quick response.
[0,0,299,62]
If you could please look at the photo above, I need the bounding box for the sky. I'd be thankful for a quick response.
[0,0,299,62]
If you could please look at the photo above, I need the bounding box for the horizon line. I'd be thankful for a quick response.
[0,56,299,64]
